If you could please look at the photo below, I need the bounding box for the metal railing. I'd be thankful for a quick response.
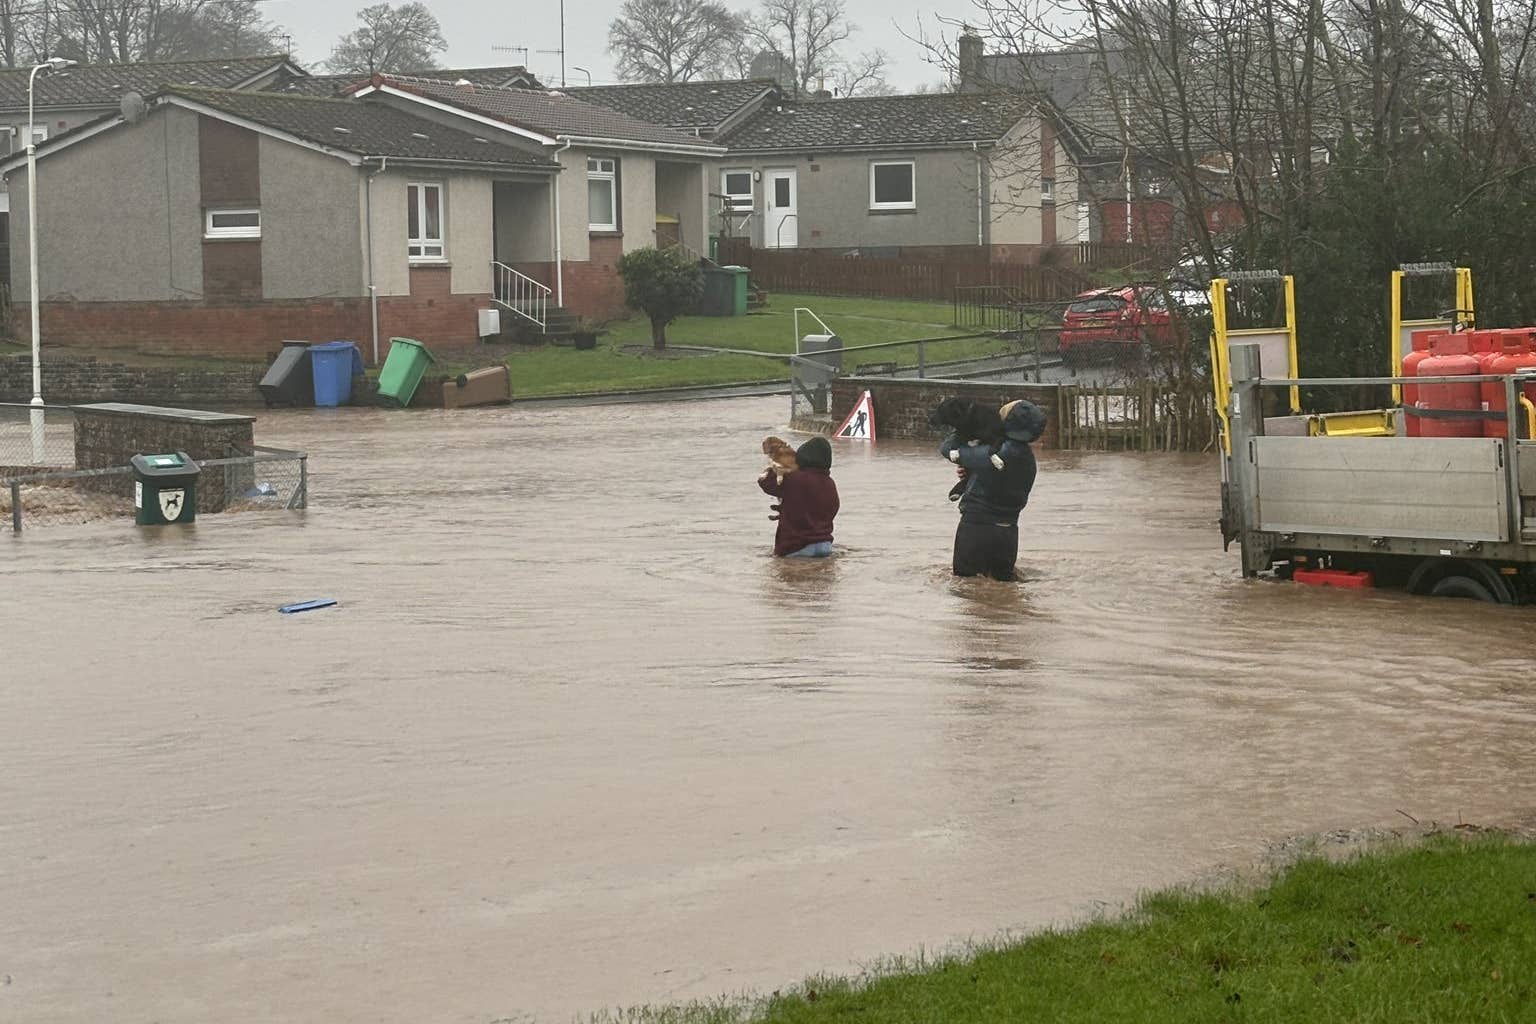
[491,261,551,330]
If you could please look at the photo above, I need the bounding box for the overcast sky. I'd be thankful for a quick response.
[276,0,968,90]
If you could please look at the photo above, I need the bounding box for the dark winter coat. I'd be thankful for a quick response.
[758,437,839,555]
[938,399,1046,525]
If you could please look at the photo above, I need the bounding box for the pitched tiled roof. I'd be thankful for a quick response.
[164,86,554,167]
[271,65,542,97]
[565,79,776,132]
[0,54,292,111]
[366,75,723,151]
[721,92,1038,153]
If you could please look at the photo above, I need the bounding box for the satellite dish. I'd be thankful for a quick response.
[119,91,146,123]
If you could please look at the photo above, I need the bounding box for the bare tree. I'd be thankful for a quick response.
[746,0,888,96]
[29,1,282,63]
[608,0,745,82]
[326,2,447,75]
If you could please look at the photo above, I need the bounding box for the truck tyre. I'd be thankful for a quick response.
[1429,575,1497,602]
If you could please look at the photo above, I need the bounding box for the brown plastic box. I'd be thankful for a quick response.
[442,365,512,409]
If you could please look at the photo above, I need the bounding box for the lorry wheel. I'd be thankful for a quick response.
[1429,575,1498,602]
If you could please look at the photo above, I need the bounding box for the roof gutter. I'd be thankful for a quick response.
[725,139,1001,156]
[555,133,725,157]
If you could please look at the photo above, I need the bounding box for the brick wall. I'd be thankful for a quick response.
[829,376,1062,449]
[16,293,490,362]
[510,239,629,322]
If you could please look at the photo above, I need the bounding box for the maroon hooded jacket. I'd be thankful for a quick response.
[757,437,838,555]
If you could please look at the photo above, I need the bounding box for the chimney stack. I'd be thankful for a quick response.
[958,28,985,92]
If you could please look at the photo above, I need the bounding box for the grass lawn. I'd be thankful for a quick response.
[505,292,1028,398]
[602,834,1536,1023]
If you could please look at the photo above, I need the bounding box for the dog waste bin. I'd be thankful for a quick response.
[309,341,365,407]
[131,452,200,525]
[443,365,512,409]
[376,337,436,407]
[721,266,751,316]
[257,341,313,407]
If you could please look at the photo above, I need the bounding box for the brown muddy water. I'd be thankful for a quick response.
[5,396,1536,1022]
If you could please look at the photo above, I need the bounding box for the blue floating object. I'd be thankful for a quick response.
[279,599,337,614]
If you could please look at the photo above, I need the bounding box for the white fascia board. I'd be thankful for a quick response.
[557,134,727,157]
[353,84,558,147]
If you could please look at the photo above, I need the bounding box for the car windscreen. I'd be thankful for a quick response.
[1067,296,1127,316]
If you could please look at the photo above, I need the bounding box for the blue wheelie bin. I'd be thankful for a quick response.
[309,341,365,407]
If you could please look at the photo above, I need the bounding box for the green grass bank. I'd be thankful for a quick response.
[601,834,1536,1024]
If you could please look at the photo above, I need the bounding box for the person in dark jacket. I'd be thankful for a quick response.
[939,399,1046,581]
[758,436,839,557]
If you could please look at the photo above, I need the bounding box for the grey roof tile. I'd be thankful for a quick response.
[0,54,291,111]
[565,79,776,131]
[165,86,554,167]
[721,92,1037,152]
[369,75,721,149]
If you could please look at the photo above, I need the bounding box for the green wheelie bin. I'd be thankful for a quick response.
[131,452,200,525]
[376,338,437,407]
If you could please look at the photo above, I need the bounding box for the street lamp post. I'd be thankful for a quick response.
[26,56,75,464]
[570,66,592,86]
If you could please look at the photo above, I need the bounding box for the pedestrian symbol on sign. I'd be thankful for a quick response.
[833,390,877,442]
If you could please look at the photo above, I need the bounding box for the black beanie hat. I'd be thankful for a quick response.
[796,436,832,470]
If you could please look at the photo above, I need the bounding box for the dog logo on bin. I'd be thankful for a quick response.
[158,488,186,521]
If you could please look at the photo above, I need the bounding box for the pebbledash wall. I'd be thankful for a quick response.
[5,103,602,360]
[828,376,1061,449]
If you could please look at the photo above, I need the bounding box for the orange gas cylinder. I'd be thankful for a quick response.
[1416,340,1484,438]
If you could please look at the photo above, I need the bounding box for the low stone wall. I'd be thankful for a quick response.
[0,353,264,407]
[74,403,257,512]
[828,377,1062,449]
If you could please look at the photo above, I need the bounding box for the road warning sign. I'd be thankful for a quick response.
[834,390,876,441]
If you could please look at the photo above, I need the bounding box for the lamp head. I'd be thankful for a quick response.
[41,57,76,73]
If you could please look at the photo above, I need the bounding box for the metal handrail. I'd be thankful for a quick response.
[491,261,551,330]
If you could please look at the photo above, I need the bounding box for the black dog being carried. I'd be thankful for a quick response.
[933,398,1048,581]
[928,397,1008,501]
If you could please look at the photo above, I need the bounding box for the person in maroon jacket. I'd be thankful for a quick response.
[758,436,839,557]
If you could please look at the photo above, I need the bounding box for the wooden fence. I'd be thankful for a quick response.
[1058,380,1215,452]
[717,240,1091,303]
[1074,240,1179,271]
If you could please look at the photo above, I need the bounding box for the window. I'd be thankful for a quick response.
[407,182,444,260]
[1041,177,1055,202]
[204,208,261,240]
[722,169,753,211]
[869,161,915,210]
[588,157,618,231]
[1067,295,1127,316]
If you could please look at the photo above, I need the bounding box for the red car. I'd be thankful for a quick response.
[1059,284,1193,365]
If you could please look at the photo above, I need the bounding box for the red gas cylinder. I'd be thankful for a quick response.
[1402,329,1447,436]
[1416,339,1484,438]
[1483,342,1536,438]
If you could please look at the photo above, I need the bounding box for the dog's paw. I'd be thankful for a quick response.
[990,453,1005,470]
[947,450,960,463]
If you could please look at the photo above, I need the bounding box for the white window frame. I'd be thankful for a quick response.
[407,181,445,261]
[1041,177,1056,202]
[587,157,618,232]
[204,207,261,240]
[869,160,916,211]
[721,168,754,211]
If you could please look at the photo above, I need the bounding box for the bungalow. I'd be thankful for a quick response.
[349,75,724,310]
[711,91,1082,261]
[6,77,722,361]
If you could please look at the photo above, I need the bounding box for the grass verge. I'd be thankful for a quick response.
[593,833,1536,1023]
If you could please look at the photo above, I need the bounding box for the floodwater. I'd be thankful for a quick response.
[5,396,1536,1023]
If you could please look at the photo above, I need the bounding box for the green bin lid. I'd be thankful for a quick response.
[146,454,183,468]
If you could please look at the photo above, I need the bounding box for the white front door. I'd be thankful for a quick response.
[764,168,797,248]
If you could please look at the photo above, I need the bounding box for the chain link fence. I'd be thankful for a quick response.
[2,407,308,531]
[0,402,75,474]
